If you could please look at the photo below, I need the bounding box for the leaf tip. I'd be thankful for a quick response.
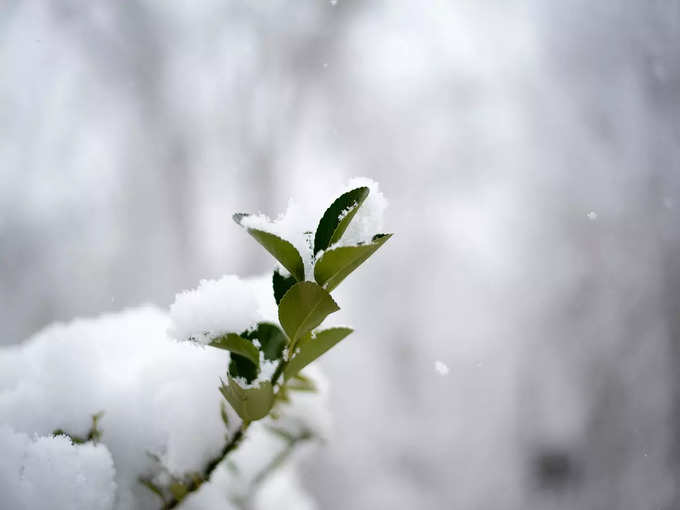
[372,233,393,242]
[233,213,248,226]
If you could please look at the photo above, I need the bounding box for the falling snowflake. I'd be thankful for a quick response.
[434,360,449,375]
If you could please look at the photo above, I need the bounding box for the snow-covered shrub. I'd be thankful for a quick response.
[0,179,391,510]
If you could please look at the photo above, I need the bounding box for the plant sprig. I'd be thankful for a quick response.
[221,185,392,422]
[152,186,391,508]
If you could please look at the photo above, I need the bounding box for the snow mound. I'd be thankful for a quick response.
[0,177,385,509]
[169,274,263,343]
[0,426,116,510]
[0,302,328,509]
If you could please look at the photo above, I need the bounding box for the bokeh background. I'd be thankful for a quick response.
[3,1,680,508]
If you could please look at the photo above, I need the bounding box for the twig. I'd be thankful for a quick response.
[160,423,250,510]
[153,359,305,509]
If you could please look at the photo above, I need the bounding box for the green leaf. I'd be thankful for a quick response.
[220,377,275,422]
[220,402,229,427]
[272,269,297,305]
[314,234,392,292]
[233,214,305,281]
[278,281,340,346]
[313,187,369,255]
[228,354,258,384]
[283,327,353,380]
[209,333,260,367]
[241,322,288,361]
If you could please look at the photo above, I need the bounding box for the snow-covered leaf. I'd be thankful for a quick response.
[284,327,353,381]
[314,233,392,291]
[233,214,305,281]
[313,186,369,255]
[278,282,339,346]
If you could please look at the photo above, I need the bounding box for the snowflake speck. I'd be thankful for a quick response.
[434,361,449,375]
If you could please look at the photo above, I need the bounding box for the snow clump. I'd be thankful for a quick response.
[0,426,117,510]
[169,274,262,343]
[0,300,329,509]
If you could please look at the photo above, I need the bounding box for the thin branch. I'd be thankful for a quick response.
[160,423,250,510]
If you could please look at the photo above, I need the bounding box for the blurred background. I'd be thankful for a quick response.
[2,1,680,508]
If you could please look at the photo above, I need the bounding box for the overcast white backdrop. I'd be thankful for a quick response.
[2,1,680,508]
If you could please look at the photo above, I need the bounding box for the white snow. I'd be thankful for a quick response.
[0,179,383,509]
[239,178,389,277]
[169,274,262,343]
[0,301,329,509]
[239,200,318,280]
[246,274,279,324]
[231,353,278,390]
[337,201,358,222]
[0,426,117,510]
[337,177,388,246]
[587,211,598,221]
[434,360,450,375]
[0,307,229,509]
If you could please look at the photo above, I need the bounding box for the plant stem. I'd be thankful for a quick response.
[161,360,290,509]
[270,359,286,386]
[161,422,250,510]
